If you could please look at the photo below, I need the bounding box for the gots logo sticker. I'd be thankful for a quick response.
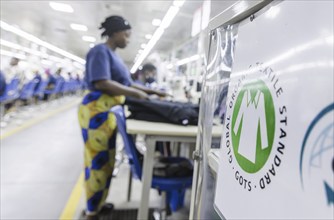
[224,63,287,191]
[232,80,275,173]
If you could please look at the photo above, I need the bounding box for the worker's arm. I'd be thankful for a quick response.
[93,79,149,99]
[131,83,171,97]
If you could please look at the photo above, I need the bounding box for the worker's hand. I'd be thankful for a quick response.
[134,89,149,100]
[155,90,173,98]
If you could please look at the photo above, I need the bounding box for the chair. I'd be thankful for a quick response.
[110,105,193,214]
[19,80,37,102]
[0,78,20,104]
[0,78,20,125]
[33,80,48,100]
[44,78,64,99]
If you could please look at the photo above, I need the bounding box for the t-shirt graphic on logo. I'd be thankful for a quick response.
[232,80,275,173]
[233,89,268,163]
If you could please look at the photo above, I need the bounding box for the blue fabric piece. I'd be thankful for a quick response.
[89,112,108,129]
[105,176,112,188]
[85,167,90,180]
[87,190,103,212]
[32,74,42,92]
[82,128,88,143]
[91,151,109,170]
[47,74,57,86]
[167,189,186,212]
[85,44,133,91]
[82,91,102,105]
[107,131,117,150]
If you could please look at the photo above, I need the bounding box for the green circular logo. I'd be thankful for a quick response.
[232,80,275,173]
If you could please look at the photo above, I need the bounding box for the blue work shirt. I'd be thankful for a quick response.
[33,74,42,91]
[47,74,57,86]
[85,43,132,91]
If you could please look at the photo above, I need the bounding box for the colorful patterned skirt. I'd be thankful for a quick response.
[78,91,125,214]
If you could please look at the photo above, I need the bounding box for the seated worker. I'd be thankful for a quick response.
[75,73,82,83]
[142,63,158,89]
[54,68,65,82]
[44,68,65,100]
[131,69,145,86]
[78,15,167,220]
[136,63,173,100]
[3,57,26,89]
[45,69,57,90]
[67,72,74,81]
[32,70,42,92]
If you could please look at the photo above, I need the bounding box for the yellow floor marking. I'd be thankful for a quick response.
[0,98,84,219]
[59,172,84,220]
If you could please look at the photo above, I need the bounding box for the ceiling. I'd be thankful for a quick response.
[0,1,236,67]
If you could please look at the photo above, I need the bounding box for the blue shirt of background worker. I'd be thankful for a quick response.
[85,43,132,91]
[46,71,57,89]
[32,71,42,92]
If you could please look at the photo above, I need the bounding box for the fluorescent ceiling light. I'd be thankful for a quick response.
[145,34,152,39]
[49,2,74,13]
[173,0,185,8]
[0,20,85,64]
[82,36,96,42]
[70,23,88,31]
[160,6,179,29]
[152,19,161,26]
[166,64,174,69]
[0,49,26,59]
[0,39,21,49]
[140,43,146,49]
[130,1,186,73]
[1,38,42,57]
[130,27,164,73]
[89,43,95,48]
[176,54,200,66]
